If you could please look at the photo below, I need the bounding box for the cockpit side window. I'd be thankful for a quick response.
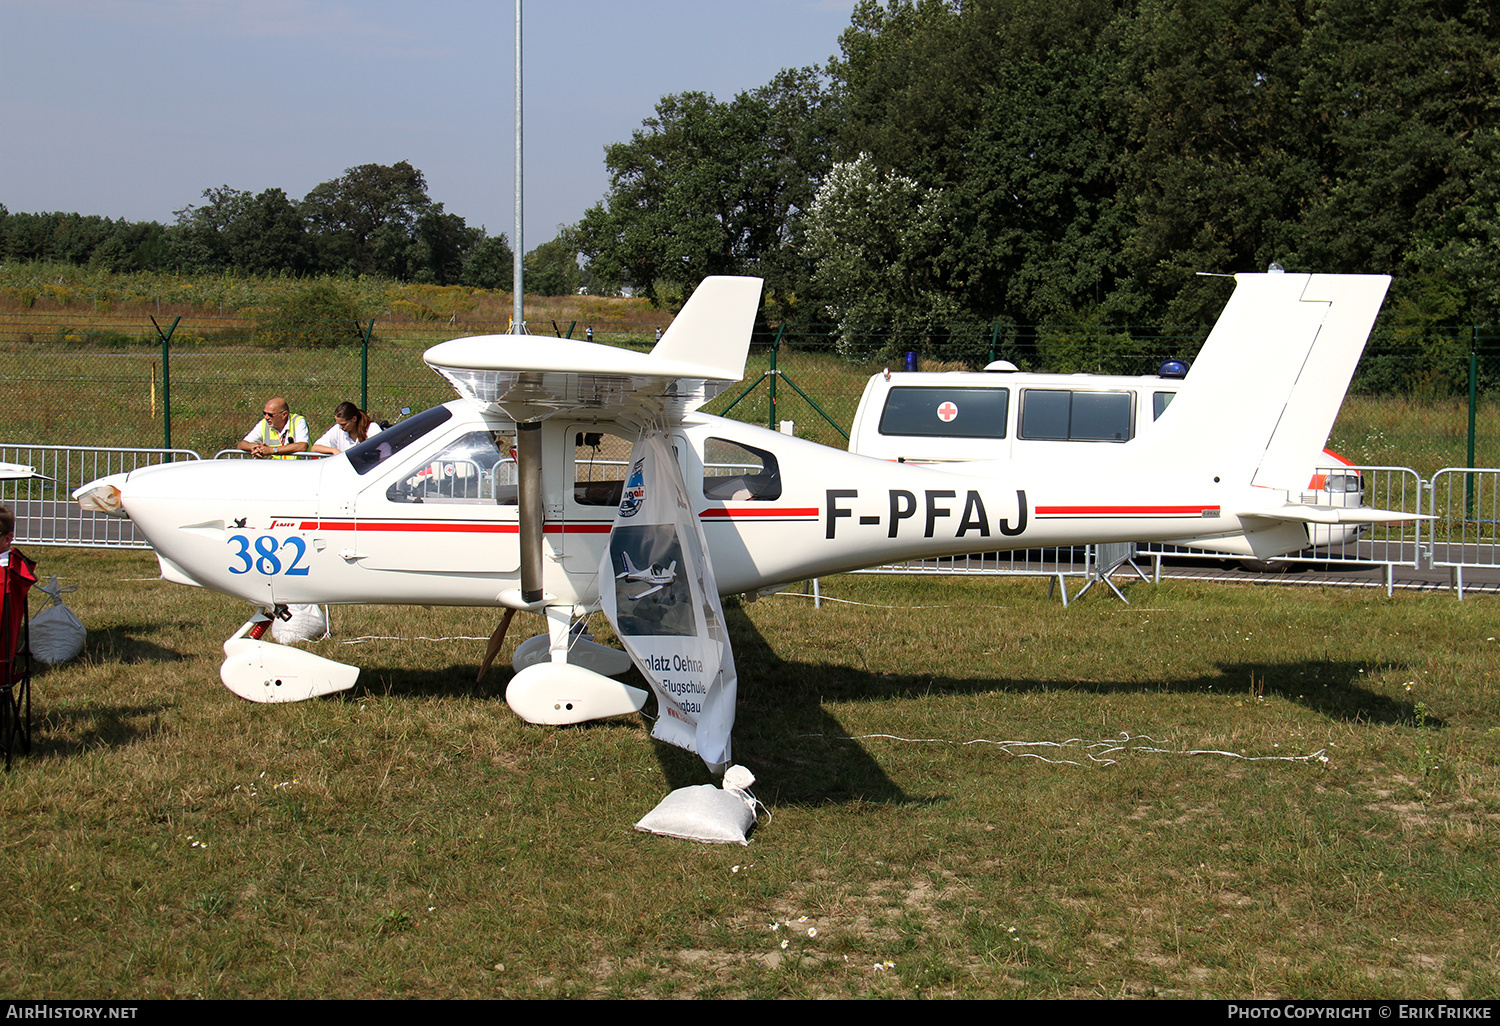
[385,430,516,504]
[347,405,453,475]
[702,438,781,501]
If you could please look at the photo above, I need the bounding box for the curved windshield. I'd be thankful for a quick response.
[346,405,454,475]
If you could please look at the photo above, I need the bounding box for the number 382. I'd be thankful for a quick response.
[227,534,310,576]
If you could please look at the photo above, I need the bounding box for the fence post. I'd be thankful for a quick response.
[150,316,180,459]
[767,322,785,431]
[360,318,375,412]
[1467,346,1478,519]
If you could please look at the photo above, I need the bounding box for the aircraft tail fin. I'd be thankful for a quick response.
[651,276,764,381]
[1143,272,1390,492]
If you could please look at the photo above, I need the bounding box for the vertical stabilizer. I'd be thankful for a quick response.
[1143,272,1389,490]
[1250,274,1390,490]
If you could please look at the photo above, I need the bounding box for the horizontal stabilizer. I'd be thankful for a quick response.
[1239,504,1430,525]
[0,462,46,482]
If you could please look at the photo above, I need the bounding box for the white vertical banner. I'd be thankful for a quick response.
[599,430,738,772]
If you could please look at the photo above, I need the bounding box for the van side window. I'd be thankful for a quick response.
[1020,389,1134,442]
[1153,391,1176,420]
[703,438,781,501]
[878,387,1009,438]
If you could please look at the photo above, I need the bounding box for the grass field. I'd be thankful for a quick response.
[2,548,1497,999]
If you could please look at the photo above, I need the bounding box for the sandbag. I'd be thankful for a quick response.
[272,604,328,644]
[29,575,85,665]
[634,765,763,845]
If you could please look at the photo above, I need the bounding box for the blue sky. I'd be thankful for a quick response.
[0,0,856,250]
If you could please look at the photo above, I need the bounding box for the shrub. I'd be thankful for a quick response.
[255,281,371,349]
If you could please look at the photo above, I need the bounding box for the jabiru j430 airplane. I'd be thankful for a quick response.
[75,270,1411,773]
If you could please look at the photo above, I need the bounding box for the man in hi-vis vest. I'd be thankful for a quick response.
[237,397,310,460]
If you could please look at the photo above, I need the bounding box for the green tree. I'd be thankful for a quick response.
[1,211,120,264]
[1112,0,1321,321]
[89,220,171,272]
[226,188,311,275]
[300,161,476,282]
[828,0,975,184]
[170,186,311,274]
[1406,131,1500,324]
[1294,0,1499,289]
[524,229,582,296]
[171,186,254,271]
[942,27,1131,324]
[256,280,369,349]
[577,68,833,311]
[459,234,514,291]
[411,204,479,285]
[804,153,959,356]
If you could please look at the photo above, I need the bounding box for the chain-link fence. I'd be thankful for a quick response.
[1,310,1496,475]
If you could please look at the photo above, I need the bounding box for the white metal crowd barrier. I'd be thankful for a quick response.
[871,466,1500,600]
[1,444,201,549]
[859,546,1097,606]
[1428,467,1500,599]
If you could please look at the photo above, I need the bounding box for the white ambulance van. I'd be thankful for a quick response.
[847,360,1364,555]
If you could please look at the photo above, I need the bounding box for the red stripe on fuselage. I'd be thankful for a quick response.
[699,507,819,520]
[293,520,611,534]
[1034,505,1218,517]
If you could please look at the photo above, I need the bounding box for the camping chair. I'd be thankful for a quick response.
[0,547,37,769]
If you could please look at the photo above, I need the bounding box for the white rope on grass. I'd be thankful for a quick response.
[341,635,494,644]
[803,730,1329,767]
[772,593,969,610]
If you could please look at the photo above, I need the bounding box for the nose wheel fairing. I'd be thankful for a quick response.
[219,614,359,703]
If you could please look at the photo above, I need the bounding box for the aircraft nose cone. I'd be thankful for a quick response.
[119,458,324,538]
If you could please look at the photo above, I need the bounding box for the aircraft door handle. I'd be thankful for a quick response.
[339,548,367,562]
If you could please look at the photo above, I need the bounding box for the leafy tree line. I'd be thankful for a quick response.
[575,0,1500,346]
[0,161,526,290]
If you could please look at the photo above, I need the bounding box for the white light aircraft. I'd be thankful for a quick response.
[75,271,1412,773]
[617,554,678,600]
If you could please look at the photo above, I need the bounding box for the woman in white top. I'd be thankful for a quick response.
[310,401,382,454]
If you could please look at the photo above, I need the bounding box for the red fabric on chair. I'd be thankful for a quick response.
[0,548,37,768]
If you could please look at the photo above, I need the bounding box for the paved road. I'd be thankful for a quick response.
[1149,557,1500,595]
[13,499,146,547]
